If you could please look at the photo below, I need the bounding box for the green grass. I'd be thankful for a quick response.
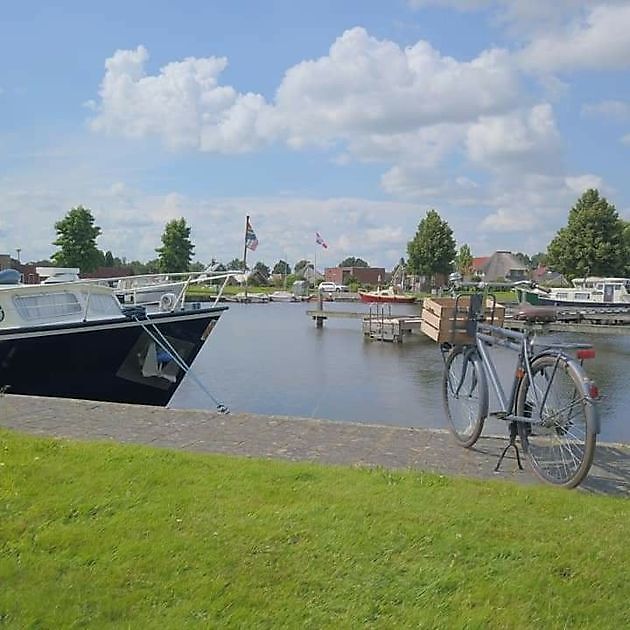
[1,430,628,628]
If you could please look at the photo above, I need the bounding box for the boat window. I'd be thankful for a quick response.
[556,292,568,299]
[14,291,82,320]
[574,293,589,300]
[84,292,123,317]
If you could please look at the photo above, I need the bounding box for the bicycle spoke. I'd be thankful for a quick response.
[442,348,486,448]
[518,354,596,487]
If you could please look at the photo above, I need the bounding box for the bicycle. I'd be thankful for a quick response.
[440,293,600,488]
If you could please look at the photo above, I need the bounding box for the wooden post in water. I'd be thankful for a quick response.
[316,290,325,327]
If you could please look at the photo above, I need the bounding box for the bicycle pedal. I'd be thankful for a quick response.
[488,411,509,419]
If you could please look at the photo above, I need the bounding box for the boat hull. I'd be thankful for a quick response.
[535,296,630,309]
[0,307,227,406]
[515,287,630,309]
[358,292,416,304]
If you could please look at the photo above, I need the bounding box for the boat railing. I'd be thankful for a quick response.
[83,269,246,309]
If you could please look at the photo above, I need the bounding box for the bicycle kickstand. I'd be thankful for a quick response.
[494,422,524,473]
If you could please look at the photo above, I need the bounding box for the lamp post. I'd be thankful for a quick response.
[16,248,21,264]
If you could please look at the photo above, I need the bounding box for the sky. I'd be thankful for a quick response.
[1,0,629,271]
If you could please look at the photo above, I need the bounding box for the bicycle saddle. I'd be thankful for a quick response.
[513,304,557,323]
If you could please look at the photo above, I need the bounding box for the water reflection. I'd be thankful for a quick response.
[171,302,630,443]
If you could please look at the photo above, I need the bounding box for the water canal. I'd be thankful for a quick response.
[170,301,630,444]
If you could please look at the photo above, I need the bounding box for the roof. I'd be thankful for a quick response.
[482,251,528,281]
[472,256,489,271]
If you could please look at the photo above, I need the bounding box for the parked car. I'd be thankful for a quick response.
[318,281,341,293]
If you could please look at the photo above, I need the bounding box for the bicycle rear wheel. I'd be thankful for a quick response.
[516,354,597,488]
[442,346,488,447]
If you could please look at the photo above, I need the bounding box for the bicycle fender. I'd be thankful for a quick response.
[529,351,601,434]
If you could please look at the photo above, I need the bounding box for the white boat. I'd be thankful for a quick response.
[268,290,297,302]
[515,277,630,308]
[0,268,235,406]
[231,292,270,303]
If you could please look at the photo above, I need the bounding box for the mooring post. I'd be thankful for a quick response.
[316,291,325,327]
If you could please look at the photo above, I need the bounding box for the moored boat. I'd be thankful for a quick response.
[514,277,630,308]
[358,287,416,304]
[0,269,230,406]
[268,290,297,302]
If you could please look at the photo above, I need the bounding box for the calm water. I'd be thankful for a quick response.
[170,301,630,444]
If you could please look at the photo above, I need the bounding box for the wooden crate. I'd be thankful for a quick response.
[420,297,505,343]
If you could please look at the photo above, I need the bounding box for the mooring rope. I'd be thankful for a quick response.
[133,314,230,414]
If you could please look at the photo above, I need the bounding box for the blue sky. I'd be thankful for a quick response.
[1,0,629,270]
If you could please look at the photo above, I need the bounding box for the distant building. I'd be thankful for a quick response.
[325,266,387,286]
[532,265,566,286]
[0,254,39,283]
[471,256,490,278]
[472,251,528,282]
[82,266,134,280]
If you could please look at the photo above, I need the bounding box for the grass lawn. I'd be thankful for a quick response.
[1,429,628,628]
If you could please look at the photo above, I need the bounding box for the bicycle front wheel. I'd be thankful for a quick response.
[442,346,488,447]
[516,354,597,488]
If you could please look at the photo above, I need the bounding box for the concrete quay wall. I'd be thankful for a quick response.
[1,394,628,496]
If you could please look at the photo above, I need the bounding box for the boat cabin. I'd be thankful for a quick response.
[0,276,125,330]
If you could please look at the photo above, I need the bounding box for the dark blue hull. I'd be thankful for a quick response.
[537,296,629,309]
[0,307,227,406]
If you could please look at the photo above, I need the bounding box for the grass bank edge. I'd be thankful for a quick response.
[1,429,628,628]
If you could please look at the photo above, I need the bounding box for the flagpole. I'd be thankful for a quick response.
[243,215,249,300]
[314,245,317,293]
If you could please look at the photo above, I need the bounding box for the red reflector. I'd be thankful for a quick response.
[577,349,596,360]
[588,383,599,399]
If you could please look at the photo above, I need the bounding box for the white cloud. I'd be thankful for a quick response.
[519,4,630,72]
[479,172,605,237]
[466,104,561,173]
[90,46,273,153]
[621,133,630,146]
[565,174,604,194]
[582,100,630,120]
[90,29,521,159]
[271,28,519,149]
[408,1,626,37]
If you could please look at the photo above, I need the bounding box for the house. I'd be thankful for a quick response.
[532,265,567,286]
[473,251,528,283]
[471,256,490,279]
[325,266,387,286]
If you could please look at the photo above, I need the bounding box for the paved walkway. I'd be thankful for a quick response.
[1,394,628,496]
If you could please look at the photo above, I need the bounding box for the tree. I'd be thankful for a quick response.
[51,205,102,272]
[530,252,548,269]
[104,250,115,267]
[455,244,473,277]
[253,261,270,281]
[514,252,531,268]
[294,259,312,277]
[272,260,291,275]
[338,257,368,268]
[547,189,627,280]
[226,258,244,271]
[156,218,195,273]
[407,209,456,285]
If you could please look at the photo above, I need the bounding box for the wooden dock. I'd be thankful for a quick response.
[306,300,423,343]
[307,297,630,339]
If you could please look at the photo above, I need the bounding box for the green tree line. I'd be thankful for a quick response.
[45,190,630,283]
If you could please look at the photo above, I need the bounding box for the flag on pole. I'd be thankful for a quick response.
[245,218,259,251]
[315,232,328,249]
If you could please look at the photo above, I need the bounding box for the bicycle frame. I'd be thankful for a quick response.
[442,292,601,486]
[471,321,600,433]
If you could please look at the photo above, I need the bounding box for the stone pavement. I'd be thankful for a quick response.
[1,394,628,496]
